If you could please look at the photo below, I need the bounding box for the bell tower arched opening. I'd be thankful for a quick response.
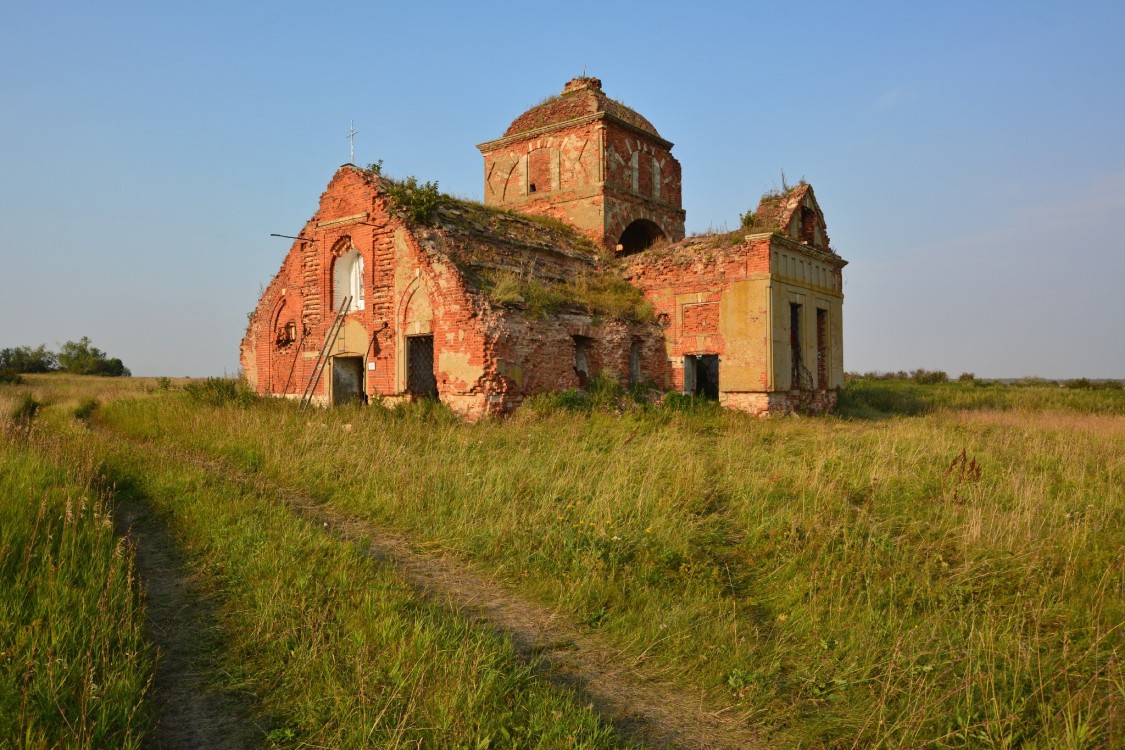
[617,219,665,255]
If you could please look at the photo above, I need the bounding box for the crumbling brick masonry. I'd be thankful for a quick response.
[241,77,847,417]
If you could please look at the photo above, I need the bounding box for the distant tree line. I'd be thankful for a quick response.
[0,337,130,382]
[845,369,1123,390]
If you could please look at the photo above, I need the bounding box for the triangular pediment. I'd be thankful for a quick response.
[751,183,831,252]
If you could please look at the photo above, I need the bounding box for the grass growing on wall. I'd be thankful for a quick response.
[477,267,654,322]
[91,380,1125,748]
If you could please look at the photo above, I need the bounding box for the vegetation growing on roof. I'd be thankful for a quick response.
[433,196,602,264]
[475,267,655,322]
[738,175,808,235]
[444,196,580,236]
[738,209,778,233]
[386,176,442,224]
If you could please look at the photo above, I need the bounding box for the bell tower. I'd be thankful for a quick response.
[478,77,685,254]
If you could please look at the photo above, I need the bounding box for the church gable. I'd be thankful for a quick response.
[745,183,831,253]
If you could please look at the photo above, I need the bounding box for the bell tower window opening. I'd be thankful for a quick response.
[333,248,365,312]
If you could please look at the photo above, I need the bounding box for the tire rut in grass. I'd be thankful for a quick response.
[118,435,769,750]
[112,491,260,749]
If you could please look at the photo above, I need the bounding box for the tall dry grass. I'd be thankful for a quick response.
[0,405,152,747]
[95,381,1124,748]
[7,374,1123,747]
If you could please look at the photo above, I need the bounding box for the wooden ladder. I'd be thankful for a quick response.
[299,296,351,409]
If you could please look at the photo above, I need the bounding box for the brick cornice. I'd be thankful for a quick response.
[753,232,848,268]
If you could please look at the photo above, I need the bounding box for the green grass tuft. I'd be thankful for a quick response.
[182,377,259,408]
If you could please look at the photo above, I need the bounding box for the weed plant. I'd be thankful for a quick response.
[182,376,259,407]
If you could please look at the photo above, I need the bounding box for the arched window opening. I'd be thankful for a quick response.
[800,206,818,246]
[616,219,665,255]
[333,248,365,312]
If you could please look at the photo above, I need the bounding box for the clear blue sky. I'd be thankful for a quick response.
[2,1,1122,378]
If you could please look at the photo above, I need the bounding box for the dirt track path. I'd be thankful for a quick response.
[116,433,771,750]
[113,495,260,749]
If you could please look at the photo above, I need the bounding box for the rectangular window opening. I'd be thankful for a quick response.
[790,303,804,390]
[816,308,828,389]
[573,335,592,388]
[628,340,642,388]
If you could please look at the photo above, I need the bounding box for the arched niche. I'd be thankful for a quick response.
[395,277,436,395]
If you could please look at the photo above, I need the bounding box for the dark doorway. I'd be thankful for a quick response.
[406,335,438,398]
[684,354,719,399]
[617,219,665,255]
[332,356,365,405]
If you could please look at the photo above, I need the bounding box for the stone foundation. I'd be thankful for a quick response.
[720,389,838,416]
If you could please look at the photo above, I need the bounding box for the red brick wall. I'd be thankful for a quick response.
[242,167,492,413]
[681,302,719,336]
[243,167,843,419]
[242,165,668,417]
[622,238,772,393]
[483,311,666,408]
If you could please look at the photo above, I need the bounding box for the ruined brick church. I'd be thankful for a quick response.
[241,77,846,417]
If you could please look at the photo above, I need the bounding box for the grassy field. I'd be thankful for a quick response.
[2,381,628,748]
[2,375,1123,748]
[0,390,152,748]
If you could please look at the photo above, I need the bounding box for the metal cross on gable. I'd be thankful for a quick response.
[347,121,358,163]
